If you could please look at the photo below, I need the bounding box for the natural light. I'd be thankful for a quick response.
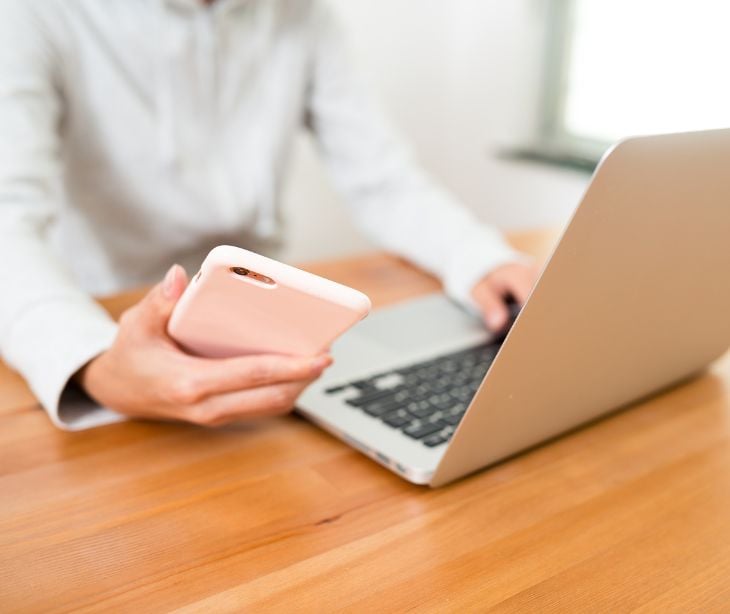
[563,0,730,144]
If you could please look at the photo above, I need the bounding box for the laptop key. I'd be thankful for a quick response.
[350,380,376,391]
[402,420,442,440]
[406,400,436,419]
[423,433,448,447]
[432,377,453,393]
[382,409,411,428]
[429,394,454,410]
[346,386,404,407]
[449,386,472,400]
[361,398,403,417]
[442,412,465,426]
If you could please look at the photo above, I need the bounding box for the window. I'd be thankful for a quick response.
[536,0,730,167]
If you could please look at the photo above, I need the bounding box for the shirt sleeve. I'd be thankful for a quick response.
[0,2,124,430]
[304,2,527,311]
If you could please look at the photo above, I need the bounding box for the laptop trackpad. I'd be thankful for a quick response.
[332,293,489,369]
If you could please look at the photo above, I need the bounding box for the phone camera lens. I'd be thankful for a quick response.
[230,267,249,276]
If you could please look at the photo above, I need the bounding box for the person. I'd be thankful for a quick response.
[0,0,538,430]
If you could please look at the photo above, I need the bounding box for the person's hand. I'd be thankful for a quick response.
[76,265,333,426]
[470,261,539,332]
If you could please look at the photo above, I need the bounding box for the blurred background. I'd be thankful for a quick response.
[279,0,730,262]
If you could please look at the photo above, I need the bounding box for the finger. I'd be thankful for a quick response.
[180,352,333,400]
[127,264,188,334]
[503,270,535,305]
[185,379,315,426]
[473,284,510,332]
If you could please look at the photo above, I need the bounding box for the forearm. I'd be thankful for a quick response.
[0,213,122,429]
[342,165,524,308]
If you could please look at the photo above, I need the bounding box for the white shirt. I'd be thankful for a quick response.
[0,0,521,430]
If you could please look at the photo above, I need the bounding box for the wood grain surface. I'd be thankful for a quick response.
[1,229,729,613]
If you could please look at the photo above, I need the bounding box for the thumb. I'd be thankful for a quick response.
[137,264,188,332]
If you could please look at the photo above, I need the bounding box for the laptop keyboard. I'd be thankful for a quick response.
[324,340,503,448]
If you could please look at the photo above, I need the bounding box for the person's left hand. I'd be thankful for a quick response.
[471,261,539,332]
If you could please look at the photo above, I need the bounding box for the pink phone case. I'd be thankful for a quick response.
[167,246,371,358]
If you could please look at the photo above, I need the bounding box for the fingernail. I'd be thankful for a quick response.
[162,265,178,299]
[313,355,333,370]
[487,314,504,331]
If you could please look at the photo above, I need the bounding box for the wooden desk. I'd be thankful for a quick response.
[2,229,730,612]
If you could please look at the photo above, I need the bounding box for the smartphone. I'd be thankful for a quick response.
[167,246,371,358]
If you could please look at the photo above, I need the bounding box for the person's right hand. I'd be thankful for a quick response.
[76,265,333,426]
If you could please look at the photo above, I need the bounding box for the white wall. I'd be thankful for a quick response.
[279,0,590,263]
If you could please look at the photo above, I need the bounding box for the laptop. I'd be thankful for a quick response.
[298,129,730,487]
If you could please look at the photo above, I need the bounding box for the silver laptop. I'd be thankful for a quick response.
[298,129,730,487]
